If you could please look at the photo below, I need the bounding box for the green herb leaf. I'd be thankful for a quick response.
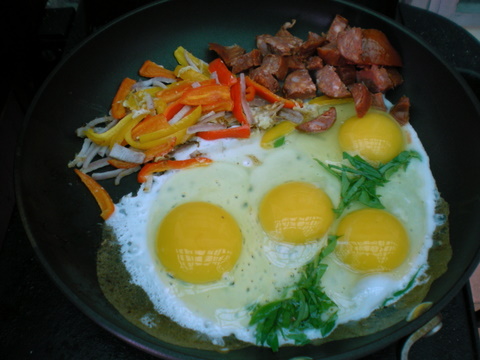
[249,236,339,351]
[316,151,420,215]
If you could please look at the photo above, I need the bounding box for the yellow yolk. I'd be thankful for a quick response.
[338,111,404,164]
[259,181,334,244]
[156,202,242,284]
[335,209,409,273]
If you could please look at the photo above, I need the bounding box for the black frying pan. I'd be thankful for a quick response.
[15,0,480,359]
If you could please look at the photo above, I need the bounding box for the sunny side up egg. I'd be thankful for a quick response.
[105,101,440,348]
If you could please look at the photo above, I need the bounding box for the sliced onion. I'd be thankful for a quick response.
[109,143,146,164]
[114,166,141,185]
[239,73,254,125]
[279,108,304,124]
[187,122,227,134]
[81,157,111,173]
[91,168,124,181]
[169,105,192,125]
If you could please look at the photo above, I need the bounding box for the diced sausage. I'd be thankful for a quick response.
[285,55,306,71]
[231,49,262,74]
[316,43,346,66]
[350,82,372,118]
[326,15,349,43]
[371,92,387,111]
[356,65,394,93]
[261,54,289,80]
[390,95,410,125]
[298,31,326,59]
[315,65,351,98]
[336,65,356,85]
[208,43,245,67]
[249,67,281,93]
[283,69,317,99]
[297,107,337,133]
[337,27,363,64]
[306,56,324,71]
[360,29,403,66]
[256,34,302,56]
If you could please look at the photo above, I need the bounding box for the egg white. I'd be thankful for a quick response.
[106,102,440,347]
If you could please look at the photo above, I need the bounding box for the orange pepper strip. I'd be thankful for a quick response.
[245,85,255,101]
[179,84,232,106]
[74,169,115,220]
[143,136,177,162]
[111,78,137,119]
[131,114,169,139]
[107,159,139,169]
[202,99,234,113]
[137,157,213,183]
[138,60,177,79]
[163,100,185,120]
[245,76,301,109]
[156,80,194,103]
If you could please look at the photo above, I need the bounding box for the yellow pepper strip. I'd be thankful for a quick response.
[84,112,146,148]
[261,121,298,149]
[173,46,210,77]
[174,65,210,82]
[309,95,353,106]
[139,105,202,143]
[125,122,193,151]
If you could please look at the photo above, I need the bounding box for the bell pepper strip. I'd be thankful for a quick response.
[179,84,232,107]
[174,65,210,82]
[245,85,255,101]
[245,76,301,109]
[143,136,177,162]
[208,58,237,86]
[139,105,202,143]
[173,46,210,77]
[155,80,194,103]
[111,78,137,119]
[163,100,185,120]
[138,60,177,79]
[131,113,169,139]
[108,159,140,169]
[137,157,213,183]
[202,99,234,113]
[230,81,250,126]
[85,112,146,148]
[196,124,251,140]
[74,169,115,220]
[260,121,297,149]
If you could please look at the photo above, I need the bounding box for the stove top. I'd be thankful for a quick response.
[1,1,479,359]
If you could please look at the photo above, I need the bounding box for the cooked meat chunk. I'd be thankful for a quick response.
[316,65,351,98]
[283,69,317,99]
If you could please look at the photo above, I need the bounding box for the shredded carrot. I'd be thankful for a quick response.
[74,169,115,220]
[111,77,137,120]
[139,60,177,79]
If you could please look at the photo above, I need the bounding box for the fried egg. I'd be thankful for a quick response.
[106,101,440,347]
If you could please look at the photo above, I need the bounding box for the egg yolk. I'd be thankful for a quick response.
[338,111,404,164]
[156,202,242,284]
[259,181,334,244]
[335,209,409,273]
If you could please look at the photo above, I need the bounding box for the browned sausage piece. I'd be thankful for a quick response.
[326,15,349,43]
[208,43,245,67]
[315,65,351,98]
[337,27,363,64]
[261,54,289,80]
[283,69,317,99]
[350,82,372,118]
[296,107,337,133]
[231,49,262,74]
[390,95,410,125]
[356,65,394,93]
[361,29,403,67]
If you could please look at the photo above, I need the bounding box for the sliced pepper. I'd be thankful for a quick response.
[196,124,251,140]
[245,76,300,109]
[137,157,213,183]
[155,80,194,103]
[85,112,146,148]
[260,121,297,149]
[179,84,232,107]
[139,105,202,143]
[174,65,210,82]
[230,82,250,126]
[108,159,140,169]
[173,46,210,77]
[143,136,177,162]
[138,60,177,79]
[74,169,115,220]
[208,58,237,86]
[111,78,137,119]
[131,113,169,139]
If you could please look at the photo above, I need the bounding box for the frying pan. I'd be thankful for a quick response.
[15,0,480,358]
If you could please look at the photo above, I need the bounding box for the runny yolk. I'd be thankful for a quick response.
[259,181,334,244]
[335,208,409,273]
[156,202,242,284]
[338,111,405,164]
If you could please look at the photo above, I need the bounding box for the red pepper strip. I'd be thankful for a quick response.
[245,76,300,109]
[108,159,139,169]
[111,78,136,119]
[196,124,251,141]
[131,113,169,139]
[208,58,238,86]
[245,85,255,101]
[230,81,250,126]
[179,84,232,106]
[163,99,185,120]
[74,169,115,220]
[137,157,213,183]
